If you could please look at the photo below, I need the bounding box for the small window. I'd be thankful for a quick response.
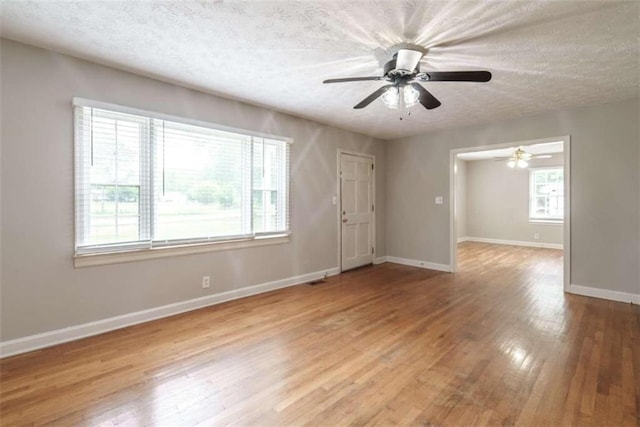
[74,100,290,255]
[529,168,564,222]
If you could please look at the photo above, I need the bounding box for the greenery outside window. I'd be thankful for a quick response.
[74,99,290,256]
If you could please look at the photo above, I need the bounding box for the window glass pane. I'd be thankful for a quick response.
[252,190,264,233]
[530,168,564,220]
[264,143,278,189]
[549,196,563,217]
[87,114,142,245]
[535,183,549,195]
[252,139,286,233]
[253,141,264,189]
[155,123,246,241]
[267,190,278,230]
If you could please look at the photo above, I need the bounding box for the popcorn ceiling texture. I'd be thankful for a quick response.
[1,0,638,139]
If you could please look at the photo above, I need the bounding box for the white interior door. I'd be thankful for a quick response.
[341,153,374,271]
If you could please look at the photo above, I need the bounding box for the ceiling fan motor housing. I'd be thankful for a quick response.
[385,50,423,79]
[385,59,419,79]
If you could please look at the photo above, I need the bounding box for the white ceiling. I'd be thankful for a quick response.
[457,141,564,161]
[1,1,638,140]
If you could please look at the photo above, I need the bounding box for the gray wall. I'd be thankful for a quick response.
[0,39,386,341]
[465,154,564,245]
[386,98,639,295]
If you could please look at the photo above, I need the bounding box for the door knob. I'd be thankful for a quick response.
[342,218,348,223]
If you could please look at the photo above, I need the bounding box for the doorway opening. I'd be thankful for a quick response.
[449,136,570,291]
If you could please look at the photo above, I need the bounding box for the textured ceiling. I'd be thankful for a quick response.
[1,1,639,140]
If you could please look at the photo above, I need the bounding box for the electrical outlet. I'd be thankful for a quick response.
[534,233,540,240]
[202,276,210,289]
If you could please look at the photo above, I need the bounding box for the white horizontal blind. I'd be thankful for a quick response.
[74,101,290,254]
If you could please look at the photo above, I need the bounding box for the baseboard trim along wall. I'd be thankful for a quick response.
[383,256,452,273]
[463,237,563,250]
[0,267,341,358]
[373,256,387,265]
[568,284,640,304]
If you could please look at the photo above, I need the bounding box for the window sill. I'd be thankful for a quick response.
[74,235,290,268]
[529,219,563,225]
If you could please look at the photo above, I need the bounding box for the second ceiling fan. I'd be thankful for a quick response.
[323,47,491,110]
[494,147,552,169]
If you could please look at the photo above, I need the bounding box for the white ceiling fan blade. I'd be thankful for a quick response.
[395,49,423,72]
[532,154,553,159]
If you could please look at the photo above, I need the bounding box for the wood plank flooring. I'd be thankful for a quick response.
[1,242,638,426]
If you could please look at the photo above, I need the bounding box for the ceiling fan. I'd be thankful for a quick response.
[323,46,491,110]
[494,147,552,168]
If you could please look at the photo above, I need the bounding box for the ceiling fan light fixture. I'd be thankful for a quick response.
[381,86,399,109]
[403,85,420,108]
[505,147,531,169]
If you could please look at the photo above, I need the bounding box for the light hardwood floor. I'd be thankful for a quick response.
[1,242,638,426]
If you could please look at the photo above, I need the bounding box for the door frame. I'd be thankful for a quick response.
[449,135,571,291]
[337,150,376,272]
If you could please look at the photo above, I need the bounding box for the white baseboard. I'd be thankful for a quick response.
[0,267,341,358]
[465,237,563,250]
[568,284,639,304]
[457,237,469,243]
[385,256,452,273]
[373,256,387,265]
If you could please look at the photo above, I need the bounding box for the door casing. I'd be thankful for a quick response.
[449,135,571,291]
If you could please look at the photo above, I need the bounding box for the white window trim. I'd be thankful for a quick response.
[74,234,290,268]
[72,98,294,144]
[529,167,564,224]
[73,98,292,267]
[528,219,563,225]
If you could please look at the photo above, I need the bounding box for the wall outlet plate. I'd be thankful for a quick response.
[202,276,210,288]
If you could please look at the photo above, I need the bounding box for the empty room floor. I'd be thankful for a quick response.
[1,242,638,425]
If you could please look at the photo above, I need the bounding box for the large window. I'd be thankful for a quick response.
[74,99,290,255]
[529,168,564,222]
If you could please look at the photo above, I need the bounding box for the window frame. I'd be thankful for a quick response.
[528,167,564,224]
[73,98,292,267]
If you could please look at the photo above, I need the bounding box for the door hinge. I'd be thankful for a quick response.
[372,247,374,254]
[372,204,374,212]
[371,163,374,170]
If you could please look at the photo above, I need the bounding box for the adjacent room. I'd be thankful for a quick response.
[1,1,638,425]
[454,140,567,293]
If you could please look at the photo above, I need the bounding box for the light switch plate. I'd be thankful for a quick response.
[435,196,443,205]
